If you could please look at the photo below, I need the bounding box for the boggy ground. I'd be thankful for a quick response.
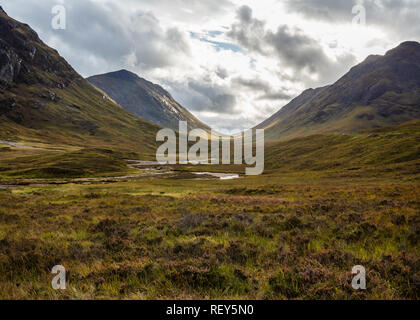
[0,172,418,300]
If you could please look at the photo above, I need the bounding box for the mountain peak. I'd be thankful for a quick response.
[257,41,420,140]
[396,41,420,49]
[385,41,420,58]
[107,69,140,81]
[87,70,211,132]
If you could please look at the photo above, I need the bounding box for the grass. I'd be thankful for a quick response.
[0,121,418,300]
[0,172,418,300]
[264,120,420,174]
[0,148,137,179]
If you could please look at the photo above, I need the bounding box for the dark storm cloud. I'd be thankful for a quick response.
[2,0,191,76]
[285,0,420,41]
[228,5,356,86]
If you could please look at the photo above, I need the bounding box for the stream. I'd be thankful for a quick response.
[0,160,240,188]
[126,160,240,180]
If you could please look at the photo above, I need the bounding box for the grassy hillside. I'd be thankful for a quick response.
[264,120,420,178]
[0,8,161,157]
[257,42,420,141]
[0,79,160,154]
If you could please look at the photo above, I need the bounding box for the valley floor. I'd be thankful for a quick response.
[0,172,418,299]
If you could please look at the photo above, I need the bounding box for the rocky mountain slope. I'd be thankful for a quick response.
[257,41,420,140]
[0,7,160,155]
[87,70,211,132]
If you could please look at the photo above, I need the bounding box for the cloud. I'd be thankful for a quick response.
[228,5,356,86]
[187,80,237,114]
[228,6,267,54]
[2,0,191,76]
[284,0,420,41]
[195,113,263,134]
[232,77,292,101]
[124,0,235,24]
[215,66,229,79]
[257,92,293,101]
[284,0,355,22]
[233,77,272,92]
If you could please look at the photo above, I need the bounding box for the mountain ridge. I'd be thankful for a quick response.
[87,69,211,132]
[256,41,420,140]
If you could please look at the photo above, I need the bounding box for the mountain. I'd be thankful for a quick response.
[87,70,211,132]
[257,41,420,140]
[0,7,160,155]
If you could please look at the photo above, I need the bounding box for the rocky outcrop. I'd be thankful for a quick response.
[0,42,22,86]
[0,6,80,89]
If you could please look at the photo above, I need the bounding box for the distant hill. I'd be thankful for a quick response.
[257,41,420,140]
[87,70,211,132]
[0,7,160,155]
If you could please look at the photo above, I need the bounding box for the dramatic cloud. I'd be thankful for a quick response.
[228,5,357,86]
[2,0,191,76]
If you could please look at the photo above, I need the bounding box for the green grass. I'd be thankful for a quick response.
[0,148,137,179]
[264,120,420,174]
[0,171,418,300]
[0,121,418,300]
[1,76,160,156]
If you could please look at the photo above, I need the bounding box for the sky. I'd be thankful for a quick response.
[2,0,420,133]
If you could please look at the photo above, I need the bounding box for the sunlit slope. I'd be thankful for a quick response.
[265,120,420,175]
